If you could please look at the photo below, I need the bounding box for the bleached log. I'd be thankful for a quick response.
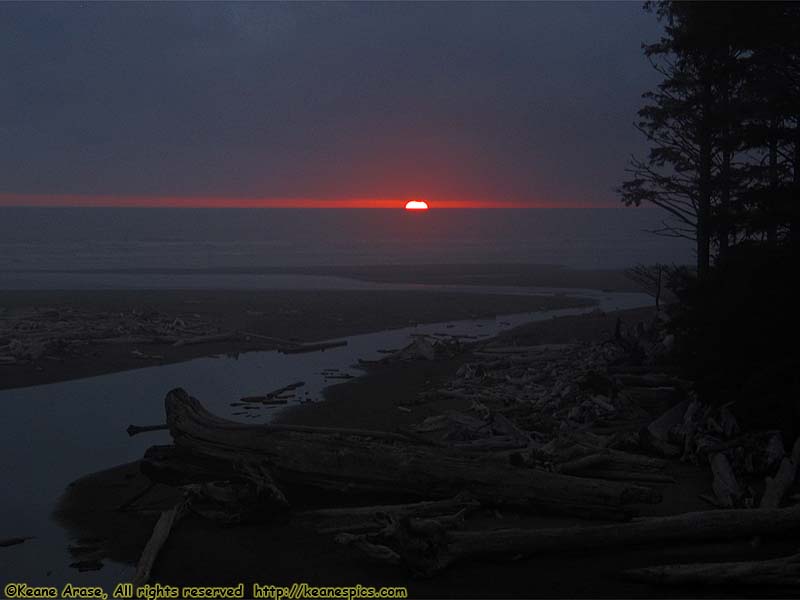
[0,536,34,547]
[489,413,531,446]
[449,436,527,451]
[761,437,800,509]
[578,446,668,470]
[240,381,306,404]
[479,344,572,355]
[608,365,683,375]
[613,374,692,388]
[624,552,800,586]
[575,470,675,484]
[184,465,288,525]
[647,399,689,441]
[556,453,609,474]
[97,335,177,345]
[127,424,169,437]
[339,504,800,575]
[280,340,347,354]
[710,452,744,508]
[143,389,661,520]
[700,430,782,456]
[240,396,288,405]
[297,494,479,522]
[555,450,672,483]
[633,399,687,459]
[297,494,480,534]
[239,331,299,348]
[761,458,798,509]
[172,332,237,347]
[132,500,187,587]
[639,430,681,458]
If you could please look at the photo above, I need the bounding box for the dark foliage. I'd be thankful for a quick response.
[667,243,800,439]
[627,2,800,437]
[623,2,800,276]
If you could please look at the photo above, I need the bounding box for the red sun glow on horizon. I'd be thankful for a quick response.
[404,200,429,210]
[0,193,615,209]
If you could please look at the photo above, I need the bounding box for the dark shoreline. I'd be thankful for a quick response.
[0,288,591,390]
[2,263,641,291]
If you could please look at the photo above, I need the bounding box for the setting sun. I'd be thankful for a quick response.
[404,200,429,210]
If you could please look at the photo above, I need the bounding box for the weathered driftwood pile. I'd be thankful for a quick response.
[645,395,800,510]
[0,306,346,365]
[336,503,800,578]
[143,389,659,519]
[130,314,800,586]
[360,333,466,365]
[409,319,799,512]
[0,306,224,364]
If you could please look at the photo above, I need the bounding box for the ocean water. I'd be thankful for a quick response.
[0,207,692,282]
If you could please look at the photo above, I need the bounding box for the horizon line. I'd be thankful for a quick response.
[0,193,622,209]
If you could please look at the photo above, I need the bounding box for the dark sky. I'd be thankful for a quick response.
[0,1,662,207]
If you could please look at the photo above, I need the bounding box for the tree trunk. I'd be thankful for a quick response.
[142,389,661,520]
[768,118,779,244]
[696,76,713,279]
[792,127,800,244]
[718,63,732,261]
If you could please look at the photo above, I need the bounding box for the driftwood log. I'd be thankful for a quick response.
[710,452,744,508]
[339,504,800,575]
[624,552,800,587]
[760,436,800,509]
[132,501,188,587]
[296,493,481,534]
[141,389,661,520]
[555,449,674,483]
[0,536,34,547]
